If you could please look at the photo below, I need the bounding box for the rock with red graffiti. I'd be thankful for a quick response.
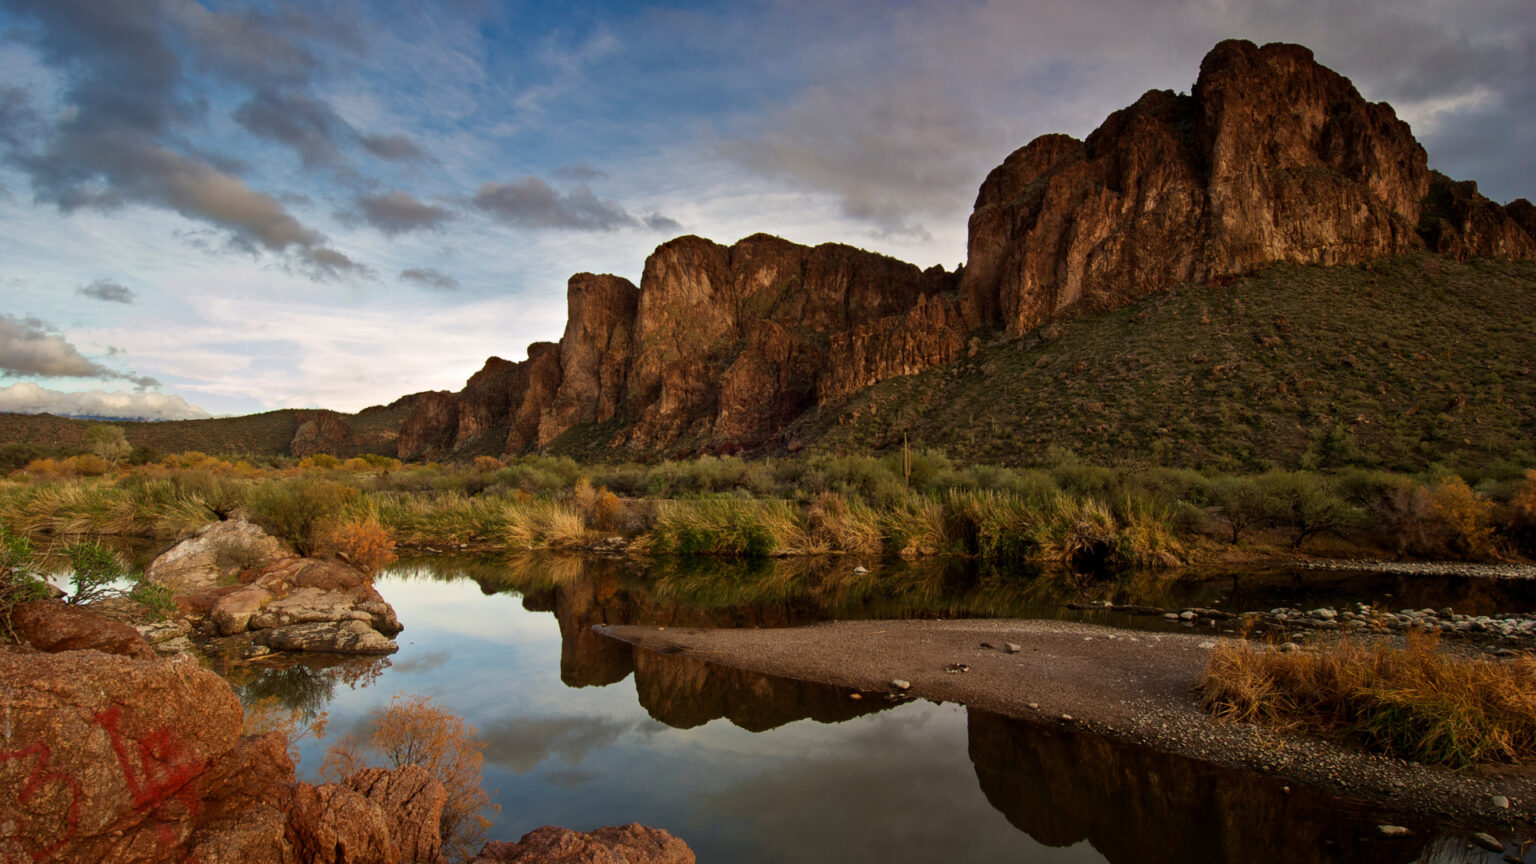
[0,647,240,864]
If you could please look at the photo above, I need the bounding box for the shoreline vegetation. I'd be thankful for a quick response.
[1,449,1533,573]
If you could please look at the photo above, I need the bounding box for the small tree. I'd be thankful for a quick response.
[322,694,496,862]
[1256,471,1359,550]
[86,423,131,466]
[1211,476,1267,544]
[1,528,51,641]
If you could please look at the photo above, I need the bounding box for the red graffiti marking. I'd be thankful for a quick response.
[0,742,82,862]
[91,705,207,816]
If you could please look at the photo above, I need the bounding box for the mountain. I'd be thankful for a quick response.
[5,40,1533,469]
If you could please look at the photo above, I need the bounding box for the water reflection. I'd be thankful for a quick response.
[222,556,1529,863]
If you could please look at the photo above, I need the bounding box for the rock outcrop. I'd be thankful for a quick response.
[469,824,694,864]
[290,412,353,459]
[390,39,1534,461]
[147,518,402,655]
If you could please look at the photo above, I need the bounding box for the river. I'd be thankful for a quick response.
[221,554,1526,863]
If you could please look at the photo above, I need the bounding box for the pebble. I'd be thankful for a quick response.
[1164,612,1181,620]
[849,693,862,701]
[1376,825,1413,838]
[852,565,869,574]
[1060,714,1073,722]
[1280,642,1301,653]
[1003,642,1021,654]
[1470,832,1504,853]
[890,679,911,691]
[1179,611,1197,621]
[1491,795,1510,810]
[1198,641,1216,649]
[1027,702,1039,710]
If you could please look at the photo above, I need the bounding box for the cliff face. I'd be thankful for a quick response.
[394,39,1535,461]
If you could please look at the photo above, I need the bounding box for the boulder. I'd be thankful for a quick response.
[286,781,397,864]
[469,824,695,864]
[257,620,398,654]
[145,517,293,594]
[204,555,401,652]
[290,412,352,459]
[11,599,157,659]
[346,766,448,864]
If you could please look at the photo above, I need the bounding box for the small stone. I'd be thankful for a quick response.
[1491,795,1510,810]
[1027,702,1039,710]
[1164,613,1181,620]
[849,693,862,701]
[1470,832,1504,853]
[1083,636,1093,641]
[1280,642,1301,653]
[1376,825,1412,838]
[852,565,869,574]
[1003,643,1021,654]
[1179,611,1197,621]
[890,679,911,691]
[1060,714,1073,721]
[944,663,970,673]
[1198,641,1216,649]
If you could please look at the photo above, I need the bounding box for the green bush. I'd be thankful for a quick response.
[247,477,358,554]
[1,527,51,640]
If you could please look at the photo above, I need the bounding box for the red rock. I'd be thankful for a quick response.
[12,600,157,659]
[290,412,352,459]
[538,274,641,448]
[469,824,694,864]
[345,766,448,864]
[397,391,461,461]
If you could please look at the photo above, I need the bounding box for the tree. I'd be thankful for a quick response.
[322,694,496,862]
[1,528,51,641]
[86,423,131,465]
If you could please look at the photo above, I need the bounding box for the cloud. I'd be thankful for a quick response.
[555,163,608,181]
[77,279,136,304]
[234,88,350,168]
[0,0,365,278]
[480,715,634,773]
[360,133,426,162]
[472,177,676,232]
[400,267,460,292]
[642,212,683,233]
[353,191,455,235]
[0,382,209,420]
[0,314,160,388]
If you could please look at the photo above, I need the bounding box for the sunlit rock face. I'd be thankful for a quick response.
[965,709,1429,864]
[393,39,1534,461]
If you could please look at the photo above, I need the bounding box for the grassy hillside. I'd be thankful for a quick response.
[0,405,410,470]
[794,254,1536,472]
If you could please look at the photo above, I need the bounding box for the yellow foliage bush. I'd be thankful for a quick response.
[316,517,397,573]
[1429,475,1499,560]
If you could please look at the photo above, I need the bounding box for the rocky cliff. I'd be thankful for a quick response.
[390,39,1534,462]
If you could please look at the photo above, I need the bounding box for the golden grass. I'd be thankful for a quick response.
[1201,633,1536,768]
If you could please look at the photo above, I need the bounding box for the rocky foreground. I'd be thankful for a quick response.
[599,619,1535,840]
[0,599,696,864]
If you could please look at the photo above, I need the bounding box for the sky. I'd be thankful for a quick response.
[0,0,1531,420]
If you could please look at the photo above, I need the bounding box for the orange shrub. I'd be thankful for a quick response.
[1429,475,1499,560]
[317,517,397,574]
[471,456,503,472]
[322,694,495,862]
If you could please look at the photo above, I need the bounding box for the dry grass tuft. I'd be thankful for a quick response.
[1201,633,1536,768]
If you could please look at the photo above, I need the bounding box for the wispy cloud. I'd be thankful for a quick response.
[472,177,676,232]
[77,279,136,304]
[399,267,460,292]
[353,191,455,235]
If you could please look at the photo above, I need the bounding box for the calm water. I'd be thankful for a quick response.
[223,556,1526,864]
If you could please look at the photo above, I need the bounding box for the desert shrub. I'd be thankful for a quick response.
[1030,495,1117,572]
[298,454,341,470]
[1255,471,1359,549]
[316,516,398,573]
[881,499,946,557]
[1202,634,1536,768]
[470,456,503,472]
[321,694,495,862]
[1,527,51,641]
[942,489,1036,558]
[1428,475,1501,560]
[1511,470,1536,556]
[247,477,359,554]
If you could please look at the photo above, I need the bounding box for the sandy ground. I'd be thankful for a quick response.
[600,618,1536,828]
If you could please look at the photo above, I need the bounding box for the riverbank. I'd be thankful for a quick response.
[599,619,1535,831]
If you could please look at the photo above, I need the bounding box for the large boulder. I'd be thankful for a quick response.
[147,520,402,655]
[0,641,449,864]
[145,517,292,594]
[11,600,157,659]
[469,824,695,864]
